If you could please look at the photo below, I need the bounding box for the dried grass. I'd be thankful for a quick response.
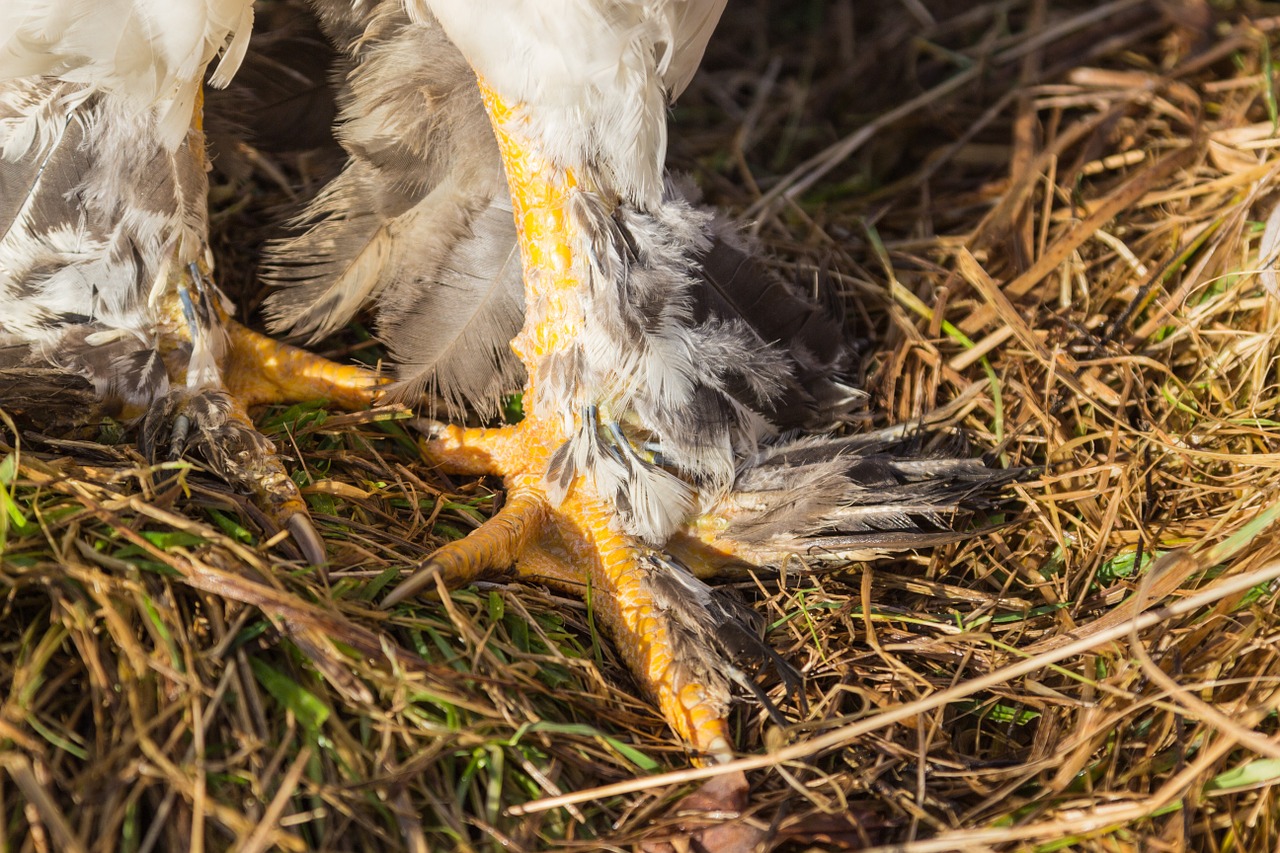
[6,0,1280,849]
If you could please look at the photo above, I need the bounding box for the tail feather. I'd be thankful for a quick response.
[695,428,1026,565]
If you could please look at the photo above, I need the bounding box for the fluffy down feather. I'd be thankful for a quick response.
[639,548,802,723]
[262,2,524,418]
[0,0,254,148]
[534,193,734,539]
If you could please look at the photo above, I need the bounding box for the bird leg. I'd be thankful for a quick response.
[383,82,753,763]
[136,88,384,565]
[220,309,380,411]
[393,418,746,757]
[144,258,384,567]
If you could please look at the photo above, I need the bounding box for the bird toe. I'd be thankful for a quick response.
[140,387,328,571]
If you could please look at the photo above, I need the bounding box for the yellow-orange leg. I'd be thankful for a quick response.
[381,488,548,604]
[380,76,741,761]
[222,319,382,410]
[137,89,387,567]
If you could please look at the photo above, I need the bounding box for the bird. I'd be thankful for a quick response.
[0,0,1021,836]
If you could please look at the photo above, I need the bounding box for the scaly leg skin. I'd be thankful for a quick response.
[141,296,383,567]
[383,82,766,845]
[386,422,735,758]
[221,316,380,413]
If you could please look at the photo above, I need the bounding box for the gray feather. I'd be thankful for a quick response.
[638,548,801,720]
[262,159,408,341]
[261,1,524,418]
[706,428,1026,564]
[381,201,525,416]
[695,214,860,429]
[555,191,802,540]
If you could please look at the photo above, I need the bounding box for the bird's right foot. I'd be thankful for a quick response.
[141,263,384,568]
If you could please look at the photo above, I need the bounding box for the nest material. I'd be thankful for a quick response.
[4,1,1280,849]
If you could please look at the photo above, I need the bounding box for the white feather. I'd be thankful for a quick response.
[0,0,255,148]
[416,0,725,206]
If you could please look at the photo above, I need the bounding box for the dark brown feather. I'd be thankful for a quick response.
[694,218,858,430]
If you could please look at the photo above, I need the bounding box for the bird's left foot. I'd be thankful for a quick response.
[384,418,796,766]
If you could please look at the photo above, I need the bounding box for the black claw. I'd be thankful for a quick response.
[169,412,191,460]
[286,513,328,575]
[380,559,444,609]
[139,389,330,571]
